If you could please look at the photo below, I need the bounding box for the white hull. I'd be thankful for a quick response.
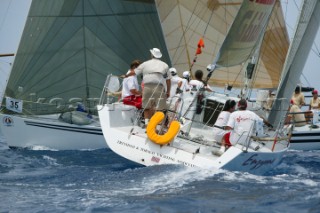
[0,113,107,150]
[98,103,289,175]
[290,125,320,150]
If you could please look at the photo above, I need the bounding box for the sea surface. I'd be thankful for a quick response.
[0,135,319,213]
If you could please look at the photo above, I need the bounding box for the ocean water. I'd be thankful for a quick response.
[0,135,319,213]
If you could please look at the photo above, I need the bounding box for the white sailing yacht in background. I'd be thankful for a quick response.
[269,0,320,150]
[0,53,14,106]
[0,0,171,150]
[98,0,291,175]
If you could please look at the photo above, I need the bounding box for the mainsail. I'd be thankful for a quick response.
[0,54,14,106]
[3,0,170,115]
[156,0,289,88]
[269,0,320,126]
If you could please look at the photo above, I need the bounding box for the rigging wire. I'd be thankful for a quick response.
[170,0,219,73]
[284,0,320,58]
[0,0,14,94]
[301,73,311,87]
[187,1,216,72]
[169,0,201,68]
[311,8,320,58]
[0,0,12,33]
[312,41,320,57]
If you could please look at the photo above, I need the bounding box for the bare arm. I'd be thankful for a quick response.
[225,126,232,130]
[130,89,141,96]
[166,79,171,98]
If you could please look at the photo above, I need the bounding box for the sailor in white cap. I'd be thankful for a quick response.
[134,48,171,126]
[183,71,190,79]
[168,67,183,98]
[180,71,190,93]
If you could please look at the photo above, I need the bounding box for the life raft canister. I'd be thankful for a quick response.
[146,112,180,145]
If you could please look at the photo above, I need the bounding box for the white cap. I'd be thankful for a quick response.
[150,48,162,58]
[183,71,190,78]
[169,67,177,74]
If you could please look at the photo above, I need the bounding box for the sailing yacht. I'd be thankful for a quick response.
[98,0,291,175]
[0,0,171,150]
[159,0,320,151]
[269,0,320,150]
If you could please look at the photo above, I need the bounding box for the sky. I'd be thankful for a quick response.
[0,0,319,97]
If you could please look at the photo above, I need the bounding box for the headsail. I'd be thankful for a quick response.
[214,0,276,67]
[3,0,170,115]
[269,1,320,126]
[157,0,289,88]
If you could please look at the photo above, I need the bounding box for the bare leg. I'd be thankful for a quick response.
[144,109,153,119]
[219,137,226,152]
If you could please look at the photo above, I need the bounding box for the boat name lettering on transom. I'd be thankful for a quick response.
[242,154,275,170]
[177,160,196,167]
[140,147,155,155]
[117,140,135,149]
[156,153,175,162]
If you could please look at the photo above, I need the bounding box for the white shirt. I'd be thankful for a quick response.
[212,111,231,142]
[227,110,263,145]
[180,78,190,92]
[121,74,140,98]
[189,79,204,90]
[135,58,170,87]
[189,79,212,91]
[169,75,182,98]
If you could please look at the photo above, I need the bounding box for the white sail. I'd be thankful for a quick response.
[157,0,289,88]
[269,0,320,127]
[214,0,276,67]
[4,0,170,115]
[0,0,171,150]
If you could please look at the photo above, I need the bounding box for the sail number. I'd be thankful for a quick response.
[5,97,23,113]
[9,100,20,109]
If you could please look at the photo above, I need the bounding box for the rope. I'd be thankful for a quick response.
[171,0,201,70]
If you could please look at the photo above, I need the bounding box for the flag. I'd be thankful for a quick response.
[196,38,205,55]
[151,156,160,163]
[196,47,202,55]
[198,38,205,48]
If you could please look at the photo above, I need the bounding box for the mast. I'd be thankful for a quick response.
[268,0,320,127]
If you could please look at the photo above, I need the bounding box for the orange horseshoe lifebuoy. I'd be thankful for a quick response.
[146,112,180,145]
